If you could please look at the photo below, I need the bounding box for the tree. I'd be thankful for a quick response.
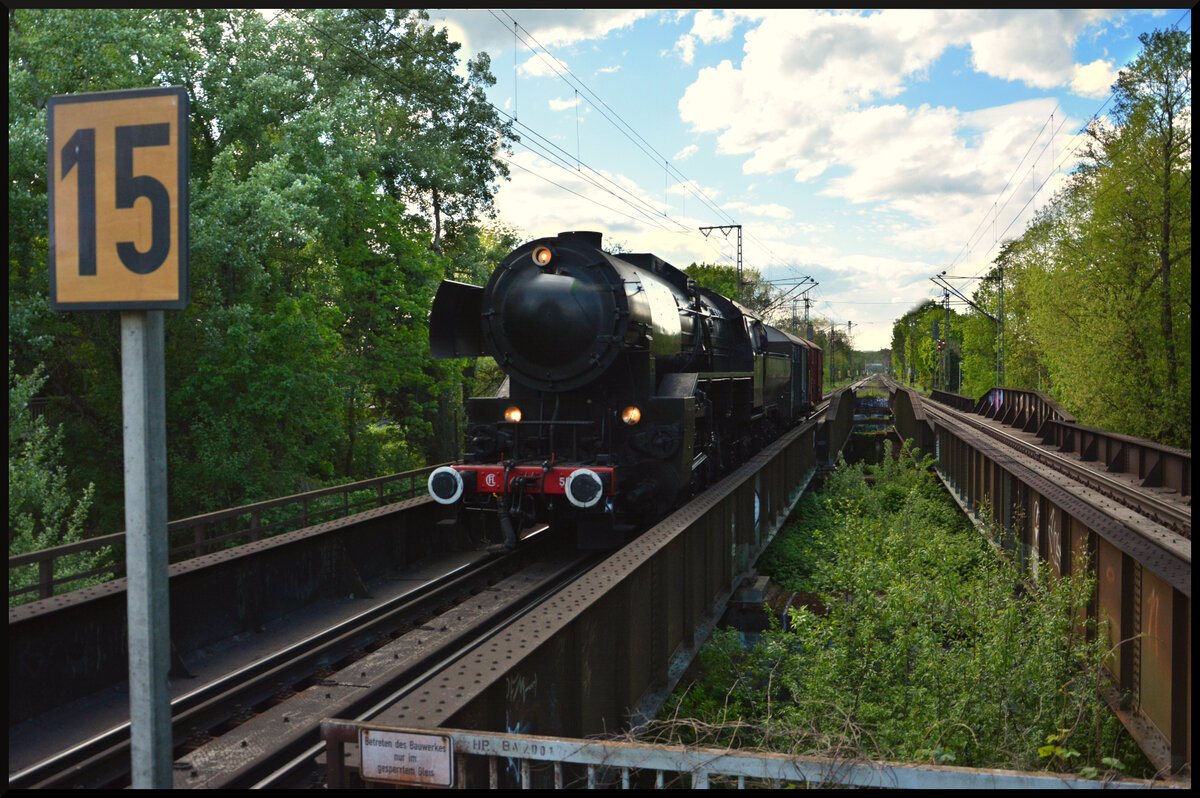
[889,301,960,391]
[910,30,1189,446]
[1021,29,1190,446]
[1109,30,1191,404]
[8,9,521,541]
[9,357,104,604]
[311,10,517,257]
[684,263,778,316]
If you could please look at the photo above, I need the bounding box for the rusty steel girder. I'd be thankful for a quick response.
[8,496,447,724]
[889,379,1190,775]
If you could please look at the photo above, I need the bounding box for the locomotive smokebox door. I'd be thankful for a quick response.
[430,280,486,358]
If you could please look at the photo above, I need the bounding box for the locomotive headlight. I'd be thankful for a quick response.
[621,406,642,425]
[532,246,553,268]
[504,405,523,423]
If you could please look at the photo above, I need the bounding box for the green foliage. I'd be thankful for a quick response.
[8,9,519,551]
[1020,30,1191,447]
[684,262,776,316]
[899,29,1191,447]
[889,301,963,392]
[9,357,109,605]
[662,441,1150,777]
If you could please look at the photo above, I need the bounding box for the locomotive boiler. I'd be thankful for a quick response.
[427,231,821,548]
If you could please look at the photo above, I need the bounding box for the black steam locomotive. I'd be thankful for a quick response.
[427,231,822,548]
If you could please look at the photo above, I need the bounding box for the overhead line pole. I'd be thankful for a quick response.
[761,276,816,318]
[699,224,742,301]
[943,288,951,392]
[846,320,854,379]
[996,264,1005,388]
[932,273,1006,389]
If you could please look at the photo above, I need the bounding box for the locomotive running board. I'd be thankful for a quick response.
[430,280,486,358]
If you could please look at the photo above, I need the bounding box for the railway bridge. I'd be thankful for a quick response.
[887,377,1190,777]
[7,383,855,789]
[7,377,1190,788]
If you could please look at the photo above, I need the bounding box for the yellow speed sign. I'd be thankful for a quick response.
[48,86,188,310]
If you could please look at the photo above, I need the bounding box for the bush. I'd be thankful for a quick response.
[658,440,1151,778]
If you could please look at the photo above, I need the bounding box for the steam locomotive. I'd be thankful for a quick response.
[427,231,822,548]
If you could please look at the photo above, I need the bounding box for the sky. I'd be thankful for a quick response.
[425,9,1190,350]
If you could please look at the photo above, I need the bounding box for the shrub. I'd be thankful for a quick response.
[658,440,1151,778]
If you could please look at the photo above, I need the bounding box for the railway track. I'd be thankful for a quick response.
[9,384,852,789]
[920,400,1189,595]
[10,526,599,790]
[925,398,1190,538]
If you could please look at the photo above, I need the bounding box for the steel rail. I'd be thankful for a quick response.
[243,552,603,790]
[926,398,1191,538]
[922,400,1189,597]
[10,532,552,790]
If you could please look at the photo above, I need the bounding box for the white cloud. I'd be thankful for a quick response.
[520,53,568,79]
[429,9,655,63]
[549,96,581,112]
[494,151,728,267]
[723,201,794,220]
[667,179,719,199]
[674,34,696,65]
[1070,58,1118,98]
[963,9,1117,88]
[674,144,699,160]
[690,9,741,44]
[677,9,1114,258]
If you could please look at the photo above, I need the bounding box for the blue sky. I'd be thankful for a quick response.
[428,9,1189,350]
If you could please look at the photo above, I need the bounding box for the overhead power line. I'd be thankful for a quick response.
[492,10,738,229]
[277,10,725,249]
[948,9,1193,282]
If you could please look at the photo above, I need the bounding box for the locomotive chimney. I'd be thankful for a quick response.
[558,230,603,248]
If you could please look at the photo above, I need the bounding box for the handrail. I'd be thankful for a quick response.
[929,388,975,413]
[1040,419,1191,499]
[974,387,1075,434]
[8,464,448,603]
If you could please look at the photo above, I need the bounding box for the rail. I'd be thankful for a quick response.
[929,388,974,413]
[927,382,1190,505]
[8,464,448,602]
[892,378,1191,774]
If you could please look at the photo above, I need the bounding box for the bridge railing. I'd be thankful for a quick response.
[928,388,975,413]
[1039,419,1191,500]
[320,722,1168,790]
[8,464,447,604]
[973,387,1075,433]
[931,386,1190,502]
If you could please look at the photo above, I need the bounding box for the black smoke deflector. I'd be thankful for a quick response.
[429,280,486,358]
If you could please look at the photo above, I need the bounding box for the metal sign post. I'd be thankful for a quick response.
[121,309,172,787]
[48,86,188,788]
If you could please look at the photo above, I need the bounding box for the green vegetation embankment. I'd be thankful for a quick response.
[653,441,1151,780]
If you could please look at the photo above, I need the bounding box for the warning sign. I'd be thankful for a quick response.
[359,728,453,788]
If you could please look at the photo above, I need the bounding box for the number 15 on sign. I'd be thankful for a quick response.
[48,87,188,311]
